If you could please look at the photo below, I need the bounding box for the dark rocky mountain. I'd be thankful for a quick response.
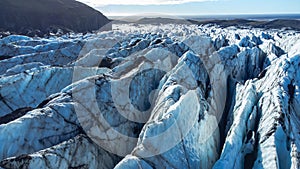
[0,0,111,36]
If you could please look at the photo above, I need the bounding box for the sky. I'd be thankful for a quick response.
[77,0,300,16]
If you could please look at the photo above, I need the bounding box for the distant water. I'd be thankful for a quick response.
[181,14,300,21]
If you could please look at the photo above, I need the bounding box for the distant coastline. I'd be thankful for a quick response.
[109,14,300,32]
[108,13,300,21]
[184,13,300,21]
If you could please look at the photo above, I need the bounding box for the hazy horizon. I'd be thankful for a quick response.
[106,13,300,21]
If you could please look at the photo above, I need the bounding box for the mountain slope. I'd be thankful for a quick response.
[0,0,110,35]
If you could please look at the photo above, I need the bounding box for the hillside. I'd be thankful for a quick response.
[0,0,110,36]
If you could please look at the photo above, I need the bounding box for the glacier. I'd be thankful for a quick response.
[0,23,299,169]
